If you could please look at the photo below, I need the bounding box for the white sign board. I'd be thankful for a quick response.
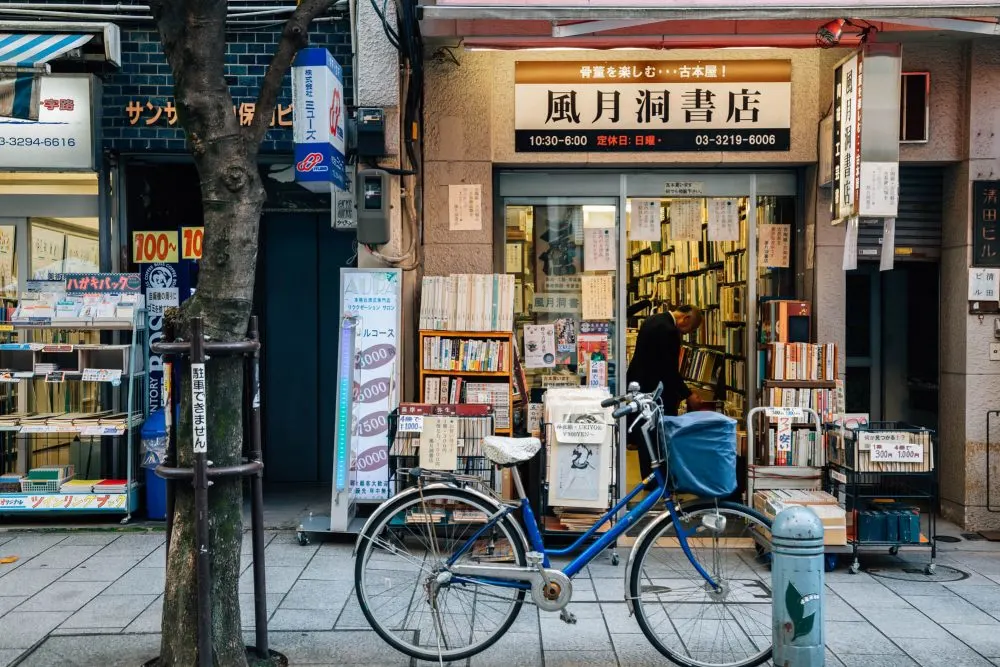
[969,268,1000,301]
[554,422,608,444]
[292,48,346,192]
[0,75,94,170]
[870,441,923,463]
[341,269,402,501]
[397,415,424,433]
[190,362,207,454]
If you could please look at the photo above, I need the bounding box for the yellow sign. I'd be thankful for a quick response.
[181,227,204,260]
[132,231,179,264]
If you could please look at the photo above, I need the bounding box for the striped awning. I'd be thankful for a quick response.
[0,33,93,67]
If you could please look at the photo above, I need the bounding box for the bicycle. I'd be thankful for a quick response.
[353,383,774,667]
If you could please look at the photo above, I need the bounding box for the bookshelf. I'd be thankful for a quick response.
[418,330,516,435]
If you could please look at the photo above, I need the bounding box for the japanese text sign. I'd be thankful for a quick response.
[968,268,1000,302]
[0,76,94,171]
[292,48,346,192]
[132,231,179,264]
[125,99,293,128]
[191,362,207,454]
[64,273,141,294]
[973,181,1000,267]
[514,60,791,152]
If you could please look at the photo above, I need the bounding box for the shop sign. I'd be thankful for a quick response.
[832,44,902,223]
[0,493,128,511]
[340,268,402,502]
[514,60,791,152]
[973,181,1000,268]
[292,47,347,192]
[65,273,141,294]
[132,231,179,264]
[145,264,180,413]
[0,75,94,170]
[124,99,293,128]
[181,227,204,260]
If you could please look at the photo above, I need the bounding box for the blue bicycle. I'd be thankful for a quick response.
[354,384,774,667]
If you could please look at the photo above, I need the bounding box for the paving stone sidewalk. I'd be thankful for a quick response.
[2,527,1000,666]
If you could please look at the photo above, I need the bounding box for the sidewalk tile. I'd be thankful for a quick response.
[137,546,166,568]
[263,542,320,568]
[901,636,994,666]
[238,564,303,595]
[611,632,672,666]
[824,621,903,656]
[906,594,1000,625]
[826,650,847,666]
[825,593,865,622]
[592,576,627,602]
[104,567,165,595]
[539,613,611,650]
[60,594,158,629]
[238,593,283,628]
[58,533,122,547]
[470,632,541,667]
[859,608,951,639]
[124,595,162,633]
[21,545,104,570]
[61,555,143,582]
[269,608,336,631]
[507,605,538,633]
[875,578,957,597]
[15,581,108,613]
[264,630,410,665]
[837,655,918,666]
[828,582,911,610]
[333,593,371,630]
[0,567,68,597]
[947,586,1000,620]
[95,534,164,558]
[300,555,356,581]
[280,578,354,611]
[601,603,643,634]
[943,623,1000,658]
[0,649,22,667]
[14,632,161,667]
[0,610,72,649]
[0,596,26,617]
[0,535,66,562]
[545,649,617,666]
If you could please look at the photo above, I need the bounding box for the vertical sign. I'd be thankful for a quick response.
[833,53,859,222]
[292,47,346,192]
[973,181,1000,267]
[144,264,180,413]
[190,363,207,453]
[340,268,402,501]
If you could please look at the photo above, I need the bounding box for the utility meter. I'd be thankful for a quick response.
[356,168,390,245]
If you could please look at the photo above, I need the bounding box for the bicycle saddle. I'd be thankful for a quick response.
[482,436,541,466]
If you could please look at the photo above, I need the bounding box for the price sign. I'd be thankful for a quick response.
[181,227,204,260]
[765,406,806,420]
[870,441,923,463]
[132,231,179,263]
[554,422,608,444]
[776,417,793,452]
[397,415,424,433]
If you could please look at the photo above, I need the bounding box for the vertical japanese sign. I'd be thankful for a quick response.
[144,264,180,413]
[973,181,1000,268]
[833,53,859,222]
[968,268,999,302]
[292,47,346,192]
[514,60,791,152]
[340,269,401,501]
[190,363,207,453]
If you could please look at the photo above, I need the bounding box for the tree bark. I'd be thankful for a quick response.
[147,1,334,664]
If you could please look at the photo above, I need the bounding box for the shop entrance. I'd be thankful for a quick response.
[257,211,355,485]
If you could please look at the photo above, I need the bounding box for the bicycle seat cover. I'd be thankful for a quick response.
[482,436,541,466]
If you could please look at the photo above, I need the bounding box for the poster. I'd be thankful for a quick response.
[524,324,556,368]
[554,316,578,354]
[545,275,582,292]
[583,227,616,271]
[758,224,791,268]
[505,242,523,273]
[581,274,614,321]
[707,198,740,242]
[631,199,661,241]
[448,184,483,231]
[0,226,14,298]
[670,199,702,242]
[65,235,99,273]
[578,333,609,387]
[843,217,859,271]
[419,416,459,471]
[145,264,180,414]
[31,226,65,279]
[880,218,896,272]
[341,268,402,501]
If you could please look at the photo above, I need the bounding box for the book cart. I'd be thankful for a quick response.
[826,422,938,575]
[0,302,148,523]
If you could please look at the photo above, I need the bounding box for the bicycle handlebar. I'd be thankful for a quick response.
[606,382,664,420]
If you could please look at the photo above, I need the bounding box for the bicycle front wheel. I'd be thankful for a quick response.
[355,486,528,662]
[629,501,773,667]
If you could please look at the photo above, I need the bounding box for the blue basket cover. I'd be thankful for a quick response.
[660,411,737,498]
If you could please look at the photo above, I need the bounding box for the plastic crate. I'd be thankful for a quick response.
[827,422,934,473]
[20,478,66,493]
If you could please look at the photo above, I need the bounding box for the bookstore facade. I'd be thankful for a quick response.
[420,34,997,531]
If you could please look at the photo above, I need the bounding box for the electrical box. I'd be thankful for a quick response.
[356,108,386,158]
[357,169,390,245]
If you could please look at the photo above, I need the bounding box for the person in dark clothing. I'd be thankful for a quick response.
[625,304,704,480]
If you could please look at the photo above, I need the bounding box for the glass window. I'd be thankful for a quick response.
[29,218,99,279]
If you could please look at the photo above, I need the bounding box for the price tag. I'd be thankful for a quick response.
[81,368,122,383]
[765,406,806,420]
[554,422,608,444]
[45,371,64,384]
[830,469,848,485]
[870,441,923,463]
[776,417,793,452]
[397,415,424,433]
[80,425,123,437]
[132,231,179,263]
[181,227,204,260]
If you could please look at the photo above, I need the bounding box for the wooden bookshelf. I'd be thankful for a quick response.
[418,330,515,435]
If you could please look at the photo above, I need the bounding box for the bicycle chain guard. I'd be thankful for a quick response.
[531,569,573,611]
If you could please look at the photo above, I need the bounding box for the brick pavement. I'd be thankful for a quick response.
[1,527,999,666]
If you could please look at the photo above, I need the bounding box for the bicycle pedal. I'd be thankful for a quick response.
[559,609,577,624]
[526,551,544,566]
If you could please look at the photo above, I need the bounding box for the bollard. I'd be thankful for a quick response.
[772,505,826,667]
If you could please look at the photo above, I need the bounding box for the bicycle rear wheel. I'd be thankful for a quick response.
[355,486,527,662]
[629,501,773,667]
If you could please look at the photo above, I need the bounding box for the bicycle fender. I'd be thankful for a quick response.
[623,509,677,616]
[351,483,530,558]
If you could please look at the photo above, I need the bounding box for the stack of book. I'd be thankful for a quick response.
[419,274,516,332]
[764,343,839,381]
[422,336,510,373]
[764,385,840,423]
[94,479,130,493]
[60,479,103,494]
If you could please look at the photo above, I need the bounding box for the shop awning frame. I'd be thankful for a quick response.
[0,22,120,67]
[420,1,1000,21]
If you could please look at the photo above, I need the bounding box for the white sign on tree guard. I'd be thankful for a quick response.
[190,363,207,454]
[340,269,402,502]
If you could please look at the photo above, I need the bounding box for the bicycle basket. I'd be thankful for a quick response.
[660,411,737,498]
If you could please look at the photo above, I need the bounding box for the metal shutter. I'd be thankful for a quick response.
[858,165,943,262]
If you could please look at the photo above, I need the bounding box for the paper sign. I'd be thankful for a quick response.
[528,403,544,436]
[870,441,923,463]
[191,362,207,454]
[532,292,581,313]
[81,368,122,383]
[541,374,581,388]
[758,224,790,268]
[583,227,616,271]
[132,231,179,264]
[707,198,740,242]
[765,406,806,420]
[670,199,702,241]
[419,416,459,470]
[860,162,900,218]
[665,181,704,196]
[554,422,608,444]
[524,324,557,368]
[631,199,661,241]
[505,243,523,273]
[181,227,204,260]
[843,217,859,271]
[397,415,424,433]
[776,417,793,452]
[968,268,1000,301]
[45,372,64,384]
[581,274,613,321]
[880,218,895,272]
[448,184,483,231]
[546,276,582,292]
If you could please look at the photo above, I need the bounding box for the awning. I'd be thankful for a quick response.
[421,0,1000,20]
[0,33,93,67]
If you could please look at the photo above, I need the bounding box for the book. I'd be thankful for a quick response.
[419,274,516,332]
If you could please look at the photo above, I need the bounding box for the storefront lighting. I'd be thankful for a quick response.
[816,18,847,47]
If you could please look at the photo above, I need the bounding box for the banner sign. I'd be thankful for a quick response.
[292,47,346,192]
[144,264,180,413]
[132,231,179,264]
[973,181,1000,267]
[0,75,94,170]
[514,60,791,152]
[340,269,402,502]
